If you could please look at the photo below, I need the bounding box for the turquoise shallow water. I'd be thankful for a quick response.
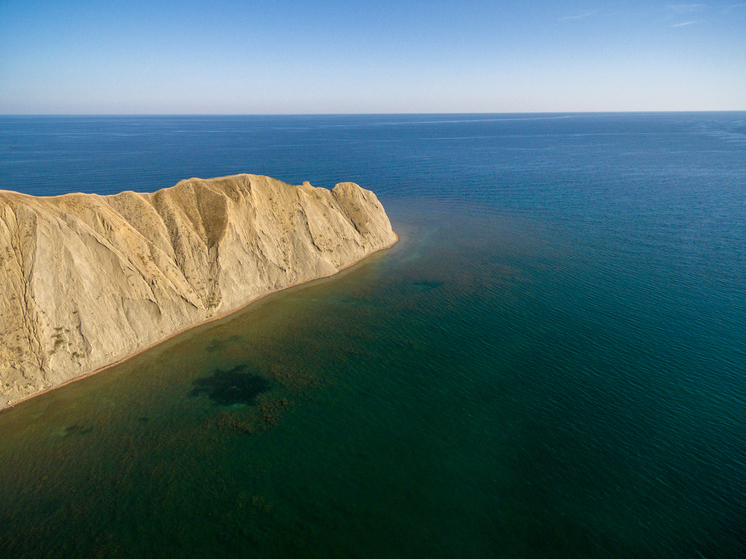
[1,114,745,557]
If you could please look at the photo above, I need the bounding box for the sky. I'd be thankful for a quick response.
[1,0,745,114]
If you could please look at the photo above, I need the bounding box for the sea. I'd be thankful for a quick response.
[0,113,745,558]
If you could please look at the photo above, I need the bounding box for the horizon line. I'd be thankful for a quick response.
[2,110,745,117]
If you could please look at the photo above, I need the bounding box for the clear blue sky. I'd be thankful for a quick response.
[1,0,744,113]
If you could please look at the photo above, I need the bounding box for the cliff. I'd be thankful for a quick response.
[0,174,397,409]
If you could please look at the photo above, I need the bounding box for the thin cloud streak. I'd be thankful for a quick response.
[672,20,697,26]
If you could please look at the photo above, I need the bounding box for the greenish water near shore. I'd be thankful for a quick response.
[0,201,519,557]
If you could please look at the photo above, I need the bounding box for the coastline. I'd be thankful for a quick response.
[1,233,398,413]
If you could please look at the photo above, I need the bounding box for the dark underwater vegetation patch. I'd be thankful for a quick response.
[411,280,443,291]
[60,424,93,436]
[189,364,271,406]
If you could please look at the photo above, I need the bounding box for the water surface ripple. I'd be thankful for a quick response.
[1,113,745,558]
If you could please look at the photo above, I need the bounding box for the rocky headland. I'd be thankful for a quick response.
[0,174,397,409]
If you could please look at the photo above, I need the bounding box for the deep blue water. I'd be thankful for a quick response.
[1,113,745,557]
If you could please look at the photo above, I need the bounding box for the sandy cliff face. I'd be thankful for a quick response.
[0,174,397,409]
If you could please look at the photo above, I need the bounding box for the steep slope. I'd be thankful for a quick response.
[0,174,397,409]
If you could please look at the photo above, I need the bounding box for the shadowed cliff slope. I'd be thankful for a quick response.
[0,174,397,409]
